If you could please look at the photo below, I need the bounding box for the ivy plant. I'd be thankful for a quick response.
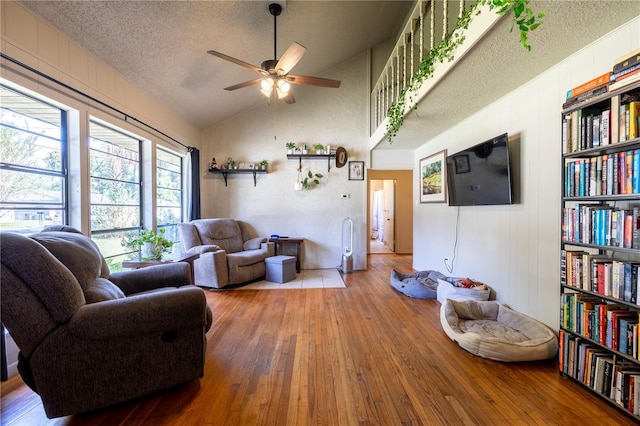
[301,170,324,189]
[385,0,545,143]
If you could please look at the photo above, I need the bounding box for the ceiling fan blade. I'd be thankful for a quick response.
[224,78,264,91]
[283,93,296,104]
[274,42,307,75]
[207,50,267,75]
[287,74,341,88]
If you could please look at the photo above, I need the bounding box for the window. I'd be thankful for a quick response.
[156,147,183,252]
[89,120,141,268]
[0,85,67,234]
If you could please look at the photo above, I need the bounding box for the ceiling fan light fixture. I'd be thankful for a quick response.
[277,79,291,93]
[260,78,274,91]
[207,2,340,105]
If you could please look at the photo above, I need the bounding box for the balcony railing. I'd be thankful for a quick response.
[370,0,501,145]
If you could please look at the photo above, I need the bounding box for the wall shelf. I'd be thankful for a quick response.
[287,154,335,172]
[209,168,267,187]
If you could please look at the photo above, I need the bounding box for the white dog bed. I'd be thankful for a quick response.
[440,299,558,362]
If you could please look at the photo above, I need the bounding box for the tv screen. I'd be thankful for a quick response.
[446,133,513,206]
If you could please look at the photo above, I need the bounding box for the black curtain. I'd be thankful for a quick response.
[189,148,201,220]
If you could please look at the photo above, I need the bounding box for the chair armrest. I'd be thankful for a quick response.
[186,245,222,255]
[68,286,208,339]
[109,262,191,295]
[262,241,275,257]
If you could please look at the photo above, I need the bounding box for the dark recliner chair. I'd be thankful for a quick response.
[0,226,212,418]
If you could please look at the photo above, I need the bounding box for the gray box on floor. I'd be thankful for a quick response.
[265,255,297,283]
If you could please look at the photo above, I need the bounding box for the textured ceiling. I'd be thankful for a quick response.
[21,0,413,130]
[380,1,640,150]
[18,1,640,150]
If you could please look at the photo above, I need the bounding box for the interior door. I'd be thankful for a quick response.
[383,179,395,251]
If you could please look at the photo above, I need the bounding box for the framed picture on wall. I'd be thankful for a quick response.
[419,150,447,203]
[348,161,364,180]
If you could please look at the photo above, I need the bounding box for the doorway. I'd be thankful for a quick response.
[369,179,395,253]
[367,169,413,256]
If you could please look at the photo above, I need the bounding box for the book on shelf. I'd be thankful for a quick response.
[620,317,639,355]
[566,72,611,100]
[616,370,640,410]
[610,71,640,91]
[594,353,614,393]
[629,101,640,140]
[610,358,640,400]
[603,356,616,397]
[613,48,640,74]
[563,85,609,110]
[609,310,638,351]
[612,63,640,83]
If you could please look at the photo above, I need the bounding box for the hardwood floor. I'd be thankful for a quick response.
[1,254,637,425]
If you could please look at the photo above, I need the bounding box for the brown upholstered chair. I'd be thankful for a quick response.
[178,218,275,288]
[0,227,212,418]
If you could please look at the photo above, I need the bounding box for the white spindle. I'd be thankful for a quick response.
[443,0,448,35]
[430,0,435,50]
[420,1,425,62]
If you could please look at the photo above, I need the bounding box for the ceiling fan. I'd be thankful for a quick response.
[207,3,341,104]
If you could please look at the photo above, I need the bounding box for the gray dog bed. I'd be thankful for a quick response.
[390,269,446,299]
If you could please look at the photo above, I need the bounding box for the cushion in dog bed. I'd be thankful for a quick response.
[390,269,446,299]
[440,299,558,362]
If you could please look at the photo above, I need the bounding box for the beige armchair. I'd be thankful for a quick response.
[179,218,275,288]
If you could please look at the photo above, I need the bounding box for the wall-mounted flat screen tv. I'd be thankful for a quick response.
[446,133,513,206]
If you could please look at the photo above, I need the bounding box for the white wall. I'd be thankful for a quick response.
[201,52,371,270]
[413,18,639,329]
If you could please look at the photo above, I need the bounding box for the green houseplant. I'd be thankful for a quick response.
[259,159,268,170]
[122,228,173,260]
[313,144,325,154]
[385,0,545,143]
[301,170,324,189]
[286,142,296,154]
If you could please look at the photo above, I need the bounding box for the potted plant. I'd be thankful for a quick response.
[259,159,268,170]
[314,144,324,155]
[301,170,324,189]
[226,157,236,169]
[122,228,173,260]
[286,142,296,154]
[302,143,308,155]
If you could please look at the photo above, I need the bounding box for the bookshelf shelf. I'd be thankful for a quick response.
[560,78,640,420]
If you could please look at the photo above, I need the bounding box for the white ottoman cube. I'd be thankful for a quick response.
[265,255,297,283]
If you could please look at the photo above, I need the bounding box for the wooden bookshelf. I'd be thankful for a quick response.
[560,79,640,420]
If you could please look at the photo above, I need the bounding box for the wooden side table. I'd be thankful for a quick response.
[268,238,303,272]
[122,252,200,284]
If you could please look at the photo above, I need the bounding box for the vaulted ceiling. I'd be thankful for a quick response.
[21,0,413,130]
[18,1,640,150]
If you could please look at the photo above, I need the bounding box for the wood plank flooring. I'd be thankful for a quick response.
[1,254,637,425]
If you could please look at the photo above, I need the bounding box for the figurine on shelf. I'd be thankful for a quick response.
[210,157,218,170]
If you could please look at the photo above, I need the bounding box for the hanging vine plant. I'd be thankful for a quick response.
[385,0,545,143]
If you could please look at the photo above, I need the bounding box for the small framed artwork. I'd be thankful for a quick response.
[419,150,447,203]
[453,154,470,174]
[348,161,364,180]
